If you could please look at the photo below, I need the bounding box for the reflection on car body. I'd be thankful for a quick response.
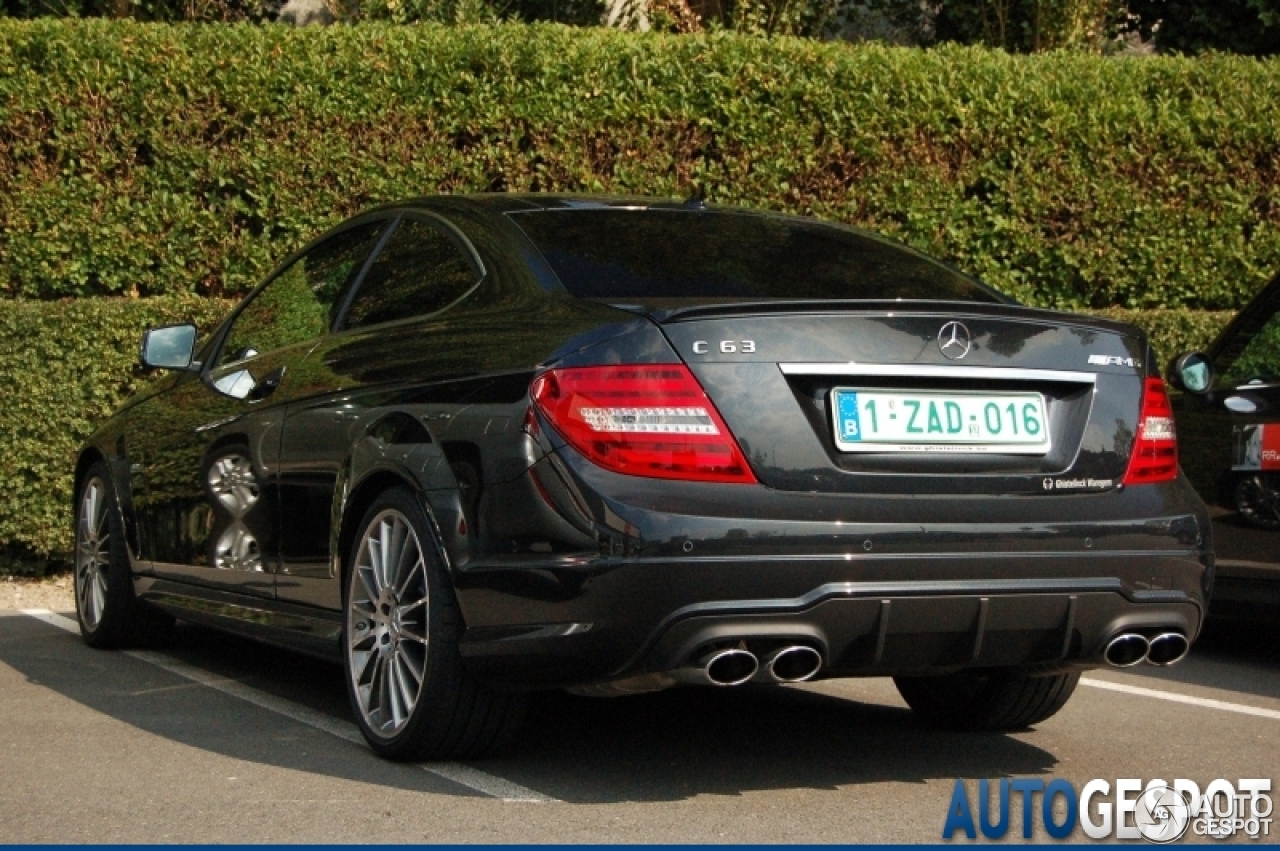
[1170,271,1280,617]
[71,194,1213,761]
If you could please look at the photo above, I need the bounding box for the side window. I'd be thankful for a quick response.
[340,218,481,331]
[1219,306,1280,388]
[216,221,384,370]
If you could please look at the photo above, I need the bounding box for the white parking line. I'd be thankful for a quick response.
[1081,676,1280,720]
[19,608,557,804]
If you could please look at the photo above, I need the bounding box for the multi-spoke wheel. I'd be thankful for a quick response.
[342,487,525,761]
[74,462,174,649]
[76,477,111,630]
[347,509,430,737]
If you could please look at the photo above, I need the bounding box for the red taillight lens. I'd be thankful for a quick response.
[1123,377,1178,486]
[530,365,757,484]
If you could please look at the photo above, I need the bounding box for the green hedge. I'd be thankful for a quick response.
[0,296,231,559]
[1,20,1279,310]
[0,296,1233,559]
[1092,308,1237,364]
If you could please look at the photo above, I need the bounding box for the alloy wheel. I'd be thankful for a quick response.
[75,477,111,629]
[346,509,430,737]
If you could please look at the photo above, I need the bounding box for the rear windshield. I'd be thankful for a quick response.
[508,209,1007,305]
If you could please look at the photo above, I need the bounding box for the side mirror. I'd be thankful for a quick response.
[1169,351,1213,394]
[140,324,198,371]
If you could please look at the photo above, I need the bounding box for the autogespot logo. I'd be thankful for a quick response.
[942,777,1273,842]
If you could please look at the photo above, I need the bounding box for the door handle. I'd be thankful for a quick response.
[248,366,286,402]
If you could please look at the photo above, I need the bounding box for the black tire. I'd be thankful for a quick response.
[343,486,525,761]
[894,669,1080,732]
[73,462,175,649]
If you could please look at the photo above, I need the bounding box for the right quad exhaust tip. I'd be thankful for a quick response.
[764,645,824,683]
[1145,632,1190,666]
[1104,631,1190,668]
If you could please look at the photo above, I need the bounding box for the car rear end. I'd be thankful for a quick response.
[458,202,1212,696]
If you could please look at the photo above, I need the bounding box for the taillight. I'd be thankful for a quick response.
[1123,377,1178,485]
[530,365,757,484]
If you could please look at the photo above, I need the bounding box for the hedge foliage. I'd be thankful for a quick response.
[0,296,231,559]
[0,296,1232,558]
[1093,307,1236,362]
[1,20,1279,312]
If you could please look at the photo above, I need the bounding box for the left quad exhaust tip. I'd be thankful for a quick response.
[1104,633,1150,667]
[704,649,760,686]
[670,648,760,687]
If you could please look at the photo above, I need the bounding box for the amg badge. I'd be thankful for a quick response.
[1087,354,1141,368]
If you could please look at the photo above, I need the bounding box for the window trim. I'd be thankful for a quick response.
[201,213,395,383]
[330,210,488,334]
[1210,273,1280,389]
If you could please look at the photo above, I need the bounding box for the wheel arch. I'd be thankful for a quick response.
[73,447,107,507]
[336,465,459,594]
[74,445,143,562]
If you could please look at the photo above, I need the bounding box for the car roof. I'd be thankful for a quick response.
[367,193,707,217]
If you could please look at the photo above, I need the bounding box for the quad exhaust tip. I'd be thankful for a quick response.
[765,645,824,683]
[703,649,759,686]
[675,644,824,687]
[1145,632,1190,667]
[1104,633,1150,667]
[1103,631,1190,668]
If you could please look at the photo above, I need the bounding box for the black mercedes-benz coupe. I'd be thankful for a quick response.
[73,194,1213,759]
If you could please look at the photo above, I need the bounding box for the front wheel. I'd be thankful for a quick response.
[74,463,174,649]
[343,487,524,761]
[894,669,1080,731]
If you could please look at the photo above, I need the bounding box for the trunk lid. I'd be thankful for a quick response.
[657,302,1147,496]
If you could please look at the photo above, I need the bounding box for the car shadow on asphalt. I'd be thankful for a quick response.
[0,614,479,798]
[3,614,1061,803]
[479,685,1060,803]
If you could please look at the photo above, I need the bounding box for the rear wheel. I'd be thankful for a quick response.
[894,669,1079,731]
[343,487,524,760]
[74,463,174,649]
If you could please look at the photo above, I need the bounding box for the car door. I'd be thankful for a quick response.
[133,218,390,597]
[1173,276,1280,613]
[273,212,488,609]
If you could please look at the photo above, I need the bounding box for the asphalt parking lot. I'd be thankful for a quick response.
[1,607,1277,843]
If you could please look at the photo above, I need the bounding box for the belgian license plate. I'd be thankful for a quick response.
[831,389,1051,454]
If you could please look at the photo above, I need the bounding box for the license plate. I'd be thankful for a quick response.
[831,389,1051,454]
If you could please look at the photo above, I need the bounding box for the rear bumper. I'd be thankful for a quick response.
[454,551,1207,687]
[640,580,1201,676]
[453,453,1212,688]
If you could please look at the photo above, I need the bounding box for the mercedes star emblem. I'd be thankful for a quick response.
[938,321,972,360]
